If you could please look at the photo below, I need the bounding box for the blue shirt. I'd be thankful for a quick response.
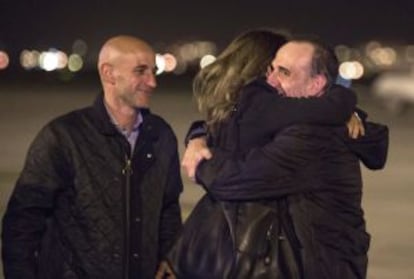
[104,103,143,152]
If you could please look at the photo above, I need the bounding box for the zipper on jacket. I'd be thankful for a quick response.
[122,155,133,279]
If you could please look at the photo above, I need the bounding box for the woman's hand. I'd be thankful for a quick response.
[347,112,365,139]
[181,137,212,180]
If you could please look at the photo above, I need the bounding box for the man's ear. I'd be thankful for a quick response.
[100,63,115,84]
[310,74,327,96]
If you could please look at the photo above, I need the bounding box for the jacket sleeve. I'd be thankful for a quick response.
[240,84,357,131]
[195,125,326,201]
[184,120,207,146]
[158,136,183,258]
[337,122,389,170]
[2,124,69,279]
[183,84,357,147]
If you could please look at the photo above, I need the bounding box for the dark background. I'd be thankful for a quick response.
[1,0,413,70]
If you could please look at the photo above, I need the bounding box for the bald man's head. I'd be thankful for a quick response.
[98,35,157,109]
[98,35,154,70]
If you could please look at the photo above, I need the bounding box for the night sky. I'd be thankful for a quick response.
[1,1,413,59]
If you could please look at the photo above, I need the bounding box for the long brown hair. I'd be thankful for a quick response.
[193,29,287,131]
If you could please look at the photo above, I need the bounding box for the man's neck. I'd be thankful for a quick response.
[104,99,138,133]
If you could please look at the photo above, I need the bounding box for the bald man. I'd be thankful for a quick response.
[2,35,183,279]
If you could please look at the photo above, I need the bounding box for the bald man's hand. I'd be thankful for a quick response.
[181,137,212,181]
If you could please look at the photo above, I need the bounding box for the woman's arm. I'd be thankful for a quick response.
[195,122,388,201]
[183,82,358,147]
[195,125,325,201]
[237,81,357,134]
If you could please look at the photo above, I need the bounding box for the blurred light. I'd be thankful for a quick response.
[339,62,353,79]
[405,45,414,63]
[349,48,362,60]
[56,51,68,69]
[359,56,377,76]
[72,39,88,56]
[163,53,177,72]
[365,41,381,56]
[155,53,165,75]
[177,41,217,64]
[339,61,364,80]
[20,50,40,70]
[197,41,217,56]
[352,61,364,79]
[68,54,83,72]
[369,47,397,66]
[372,71,414,113]
[167,42,202,74]
[173,61,188,75]
[0,51,9,70]
[335,45,351,62]
[179,43,198,62]
[39,50,60,71]
[200,54,216,68]
[38,49,67,71]
[167,40,217,74]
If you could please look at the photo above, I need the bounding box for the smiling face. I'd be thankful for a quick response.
[111,50,157,108]
[267,41,326,98]
[98,36,157,109]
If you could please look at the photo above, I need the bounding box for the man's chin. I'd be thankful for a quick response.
[136,103,150,109]
[135,97,151,108]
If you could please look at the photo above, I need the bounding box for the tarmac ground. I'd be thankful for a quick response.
[0,73,413,278]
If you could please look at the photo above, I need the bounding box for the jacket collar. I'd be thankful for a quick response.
[91,92,151,136]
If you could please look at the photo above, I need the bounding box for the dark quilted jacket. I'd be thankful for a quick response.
[194,80,388,278]
[2,94,183,279]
